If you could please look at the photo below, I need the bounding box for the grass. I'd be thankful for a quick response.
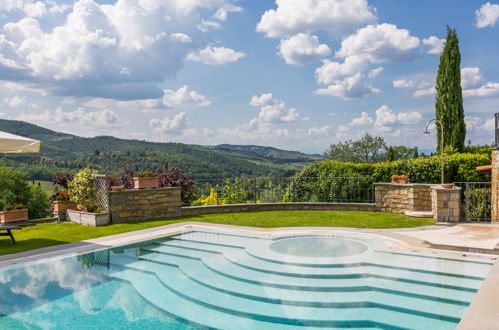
[28,180,55,194]
[0,211,435,256]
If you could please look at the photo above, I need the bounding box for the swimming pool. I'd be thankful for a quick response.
[0,228,494,329]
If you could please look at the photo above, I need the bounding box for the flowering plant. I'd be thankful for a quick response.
[1,203,25,211]
[49,191,72,202]
[85,204,102,213]
[137,170,156,178]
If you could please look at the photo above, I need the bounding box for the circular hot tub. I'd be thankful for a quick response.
[269,236,368,258]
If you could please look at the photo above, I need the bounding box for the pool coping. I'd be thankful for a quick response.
[1,221,498,327]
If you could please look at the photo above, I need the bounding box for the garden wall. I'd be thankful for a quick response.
[181,202,376,216]
[109,187,181,223]
[374,183,434,213]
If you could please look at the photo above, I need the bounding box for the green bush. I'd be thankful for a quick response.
[285,153,491,202]
[467,187,491,220]
[0,166,50,218]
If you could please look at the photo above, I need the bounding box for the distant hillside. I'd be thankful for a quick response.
[0,119,322,180]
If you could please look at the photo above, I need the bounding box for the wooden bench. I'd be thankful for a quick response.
[0,225,22,245]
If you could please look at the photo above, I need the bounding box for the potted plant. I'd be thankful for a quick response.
[391,174,409,184]
[67,168,110,227]
[133,170,159,189]
[49,191,77,213]
[0,202,28,224]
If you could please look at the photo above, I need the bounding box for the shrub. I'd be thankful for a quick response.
[120,167,134,189]
[52,173,74,189]
[157,167,197,205]
[467,187,491,220]
[0,166,50,218]
[69,168,97,210]
[285,153,491,202]
[220,178,248,204]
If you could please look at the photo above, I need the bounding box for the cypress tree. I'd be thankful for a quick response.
[435,26,466,152]
[386,146,394,161]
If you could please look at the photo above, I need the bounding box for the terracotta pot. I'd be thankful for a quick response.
[111,185,124,191]
[133,177,159,189]
[0,209,28,223]
[53,200,77,213]
[441,183,454,188]
[391,179,408,184]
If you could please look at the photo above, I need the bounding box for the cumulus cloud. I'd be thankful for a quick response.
[256,0,376,38]
[422,36,445,54]
[162,85,211,108]
[368,67,383,78]
[18,107,121,127]
[249,93,300,123]
[149,112,188,134]
[463,82,499,97]
[475,2,499,28]
[393,79,419,88]
[0,0,47,18]
[213,3,243,21]
[413,86,435,98]
[314,57,366,85]
[278,33,330,66]
[336,24,420,63]
[315,73,380,100]
[187,46,246,65]
[0,0,240,99]
[392,78,434,97]
[461,67,485,89]
[349,111,373,126]
[4,95,27,107]
[374,105,422,129]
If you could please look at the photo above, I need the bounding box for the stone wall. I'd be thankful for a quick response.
[374,183,434,214]
[492,148,499,223]
[181,202,376,217]
[109,187,181,223]
[431,186,461,222]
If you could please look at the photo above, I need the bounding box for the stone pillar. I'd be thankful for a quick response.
[492,148,499,222]
[431,186,461,222]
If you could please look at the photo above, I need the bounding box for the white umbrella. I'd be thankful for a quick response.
[0,130,40,153]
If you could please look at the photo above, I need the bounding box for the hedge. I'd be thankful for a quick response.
[284,153,491,202]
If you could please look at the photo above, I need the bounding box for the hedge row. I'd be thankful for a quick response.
[284,153,491,202]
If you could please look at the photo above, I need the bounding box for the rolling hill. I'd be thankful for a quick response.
[0,119,322,180]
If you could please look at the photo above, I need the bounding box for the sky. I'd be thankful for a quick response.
[0,0,498,154]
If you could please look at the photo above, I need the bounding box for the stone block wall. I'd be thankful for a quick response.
[181,202,376,217]
[492,148,499,223]
[431,186,461,222]
[109,187,181,223]
[374,183,434,214]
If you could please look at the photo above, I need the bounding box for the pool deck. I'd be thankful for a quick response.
[1,221,499,327]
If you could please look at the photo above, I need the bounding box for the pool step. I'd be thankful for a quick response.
[151,241,487,289]
[108,257,460,329]
[110,251,471,317]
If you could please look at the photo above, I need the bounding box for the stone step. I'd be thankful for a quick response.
[405,210,434,218]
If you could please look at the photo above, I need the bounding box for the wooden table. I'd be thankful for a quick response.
[0,225,22,245]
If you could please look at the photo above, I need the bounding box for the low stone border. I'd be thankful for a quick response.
[181,202,377,216]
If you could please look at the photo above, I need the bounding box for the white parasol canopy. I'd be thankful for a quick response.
[0,130,40,153]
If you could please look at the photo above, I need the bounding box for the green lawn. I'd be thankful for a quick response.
[0,211,435,256]
[28,180,55,194]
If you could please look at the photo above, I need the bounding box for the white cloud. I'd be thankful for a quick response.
[349,111,373,126]
[393,79,418,88]
[463,82,499,97]
[197,19,221,32]
[0,0,239,99]
[1,0,47,18]
[17,107,121,127]
[278,33,330,66]
[4,95,26,107]
[315,73,380,100]
[249,93,273,107]
[314,57,366,85]
[162,85,211,108]
[374,105,422,129]
[187,46,246,65]
[170,33,192,43]
[213,3,243,21]
[422,36,445,54]
[475,2,499,28]
[336,24,420,64]
[461,67,485,89]
[414,86,435,98]
[256,0,376,38]
[250,93,300,123]
[368,67,383,78]
[17,110,52,122]
[149,112,188,134]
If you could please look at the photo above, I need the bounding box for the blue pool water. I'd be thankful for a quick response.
[0,230,493,329]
